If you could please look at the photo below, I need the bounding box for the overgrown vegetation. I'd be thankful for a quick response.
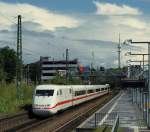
[0,83,34,113]
[0,46,83,114]
[0,47,35,114]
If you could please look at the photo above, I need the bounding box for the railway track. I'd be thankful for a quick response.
[0,114,8,120]
[10,92,117,132]
[0,112,27,122]
[53,94,114,132]
[0,111,37,131]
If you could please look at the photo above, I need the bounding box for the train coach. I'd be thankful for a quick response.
[32,84,110,116]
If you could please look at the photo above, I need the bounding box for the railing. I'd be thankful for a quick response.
[111,115,119,132]
[94,112,118,128]
[94,112,119,132]
[77,112,119,132]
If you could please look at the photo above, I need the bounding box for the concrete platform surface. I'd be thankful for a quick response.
[77,90,147,132]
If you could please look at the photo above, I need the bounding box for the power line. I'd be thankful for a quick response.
[0,41,42,57]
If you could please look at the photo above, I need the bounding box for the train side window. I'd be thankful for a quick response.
[57,91,59,95]
[88,90,94,94]
[69,89,72,94]
[60,89,62,95]
[96,89,100,92]
[75,91,77,96]
[102,88,104,91]
[75,90,86,96]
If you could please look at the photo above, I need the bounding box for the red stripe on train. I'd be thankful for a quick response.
[47,91,108,110]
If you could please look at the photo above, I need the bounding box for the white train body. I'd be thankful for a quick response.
[32,84,109,116]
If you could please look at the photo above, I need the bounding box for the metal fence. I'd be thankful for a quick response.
[111,115,119,132]
[76,112,119,132]
[93,112,118,128]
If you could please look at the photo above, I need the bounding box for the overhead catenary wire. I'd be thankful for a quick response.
[0,41,42,58]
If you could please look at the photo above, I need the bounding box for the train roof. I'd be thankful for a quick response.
[35,84,109,90]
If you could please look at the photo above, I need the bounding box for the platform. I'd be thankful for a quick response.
[77,90,147,132]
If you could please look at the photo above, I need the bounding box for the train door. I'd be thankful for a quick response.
[62,87,74,109]
[71,85,74,106]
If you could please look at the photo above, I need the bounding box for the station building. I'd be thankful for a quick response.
[40,57,79,82]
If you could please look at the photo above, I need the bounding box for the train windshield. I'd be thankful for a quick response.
[36,90,54,96]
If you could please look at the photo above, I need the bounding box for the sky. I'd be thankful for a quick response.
[0,0,149,68]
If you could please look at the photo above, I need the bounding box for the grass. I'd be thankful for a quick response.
[94,125,112,132]
[117,127,128,132]
[0,82,34,114]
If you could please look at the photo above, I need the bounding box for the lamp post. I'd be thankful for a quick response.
[124,39,150,128]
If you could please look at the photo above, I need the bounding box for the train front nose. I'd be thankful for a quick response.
[32,88,55,116]
[32,104,52,116]
[32,96,53,116]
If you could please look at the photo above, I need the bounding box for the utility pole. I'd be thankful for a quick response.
[118,33,121,69]
[16,15,22,99]
[91,51,95,69]
[63,53,65,60]
[66,48,69,85]
[27,64,29,85]
[148,43,150,128]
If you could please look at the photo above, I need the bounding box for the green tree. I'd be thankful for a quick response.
[0,47,17,82]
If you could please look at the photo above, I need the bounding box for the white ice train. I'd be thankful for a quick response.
[32,84,110,116]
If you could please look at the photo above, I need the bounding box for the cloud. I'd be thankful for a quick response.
[53,13,148,67]
[0,2,80,31]
[94,1,142,15]
[107,16,147,29]
[0,1,148,68]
